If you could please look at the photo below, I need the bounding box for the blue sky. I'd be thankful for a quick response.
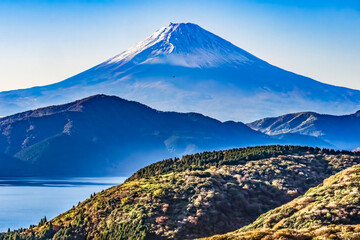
[0,0,359,91]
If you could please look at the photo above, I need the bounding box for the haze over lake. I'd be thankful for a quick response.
[0,177,126,232]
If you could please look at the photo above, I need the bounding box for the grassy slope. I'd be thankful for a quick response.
[2,146,360,240]
[204,164,360,240]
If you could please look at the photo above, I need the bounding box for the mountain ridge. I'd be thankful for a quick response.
[0,94,335,177]
[0,94,274,177]
[248,110,360,150]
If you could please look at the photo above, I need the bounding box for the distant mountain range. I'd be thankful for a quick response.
[248,110,360,150]
[0,94,334,177]
[0,23,359,122]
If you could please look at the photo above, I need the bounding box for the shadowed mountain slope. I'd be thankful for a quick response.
[0,94,289,177]
[0,94,333,177]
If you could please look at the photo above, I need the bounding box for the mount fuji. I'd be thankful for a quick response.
[1,22,359,121]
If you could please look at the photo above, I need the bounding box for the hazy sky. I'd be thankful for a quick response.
[0,0,359,91]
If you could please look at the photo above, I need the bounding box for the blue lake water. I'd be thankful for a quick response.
[0,177,126,232]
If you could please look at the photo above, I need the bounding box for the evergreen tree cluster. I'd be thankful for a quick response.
[128,145,354,182]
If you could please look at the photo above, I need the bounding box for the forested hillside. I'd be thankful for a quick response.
[204,163,360,240]
[2,146,360,239]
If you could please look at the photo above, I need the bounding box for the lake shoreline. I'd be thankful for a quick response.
[0,177,126,232]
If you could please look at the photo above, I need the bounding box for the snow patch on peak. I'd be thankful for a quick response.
[106,22,257,68]
[107,24,176,65]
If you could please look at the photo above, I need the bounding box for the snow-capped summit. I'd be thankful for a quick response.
[106,22,257,68]
[0,22,360,122]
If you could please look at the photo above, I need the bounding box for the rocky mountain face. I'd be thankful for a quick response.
[1,23,360,122]
[248,110,360,150]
